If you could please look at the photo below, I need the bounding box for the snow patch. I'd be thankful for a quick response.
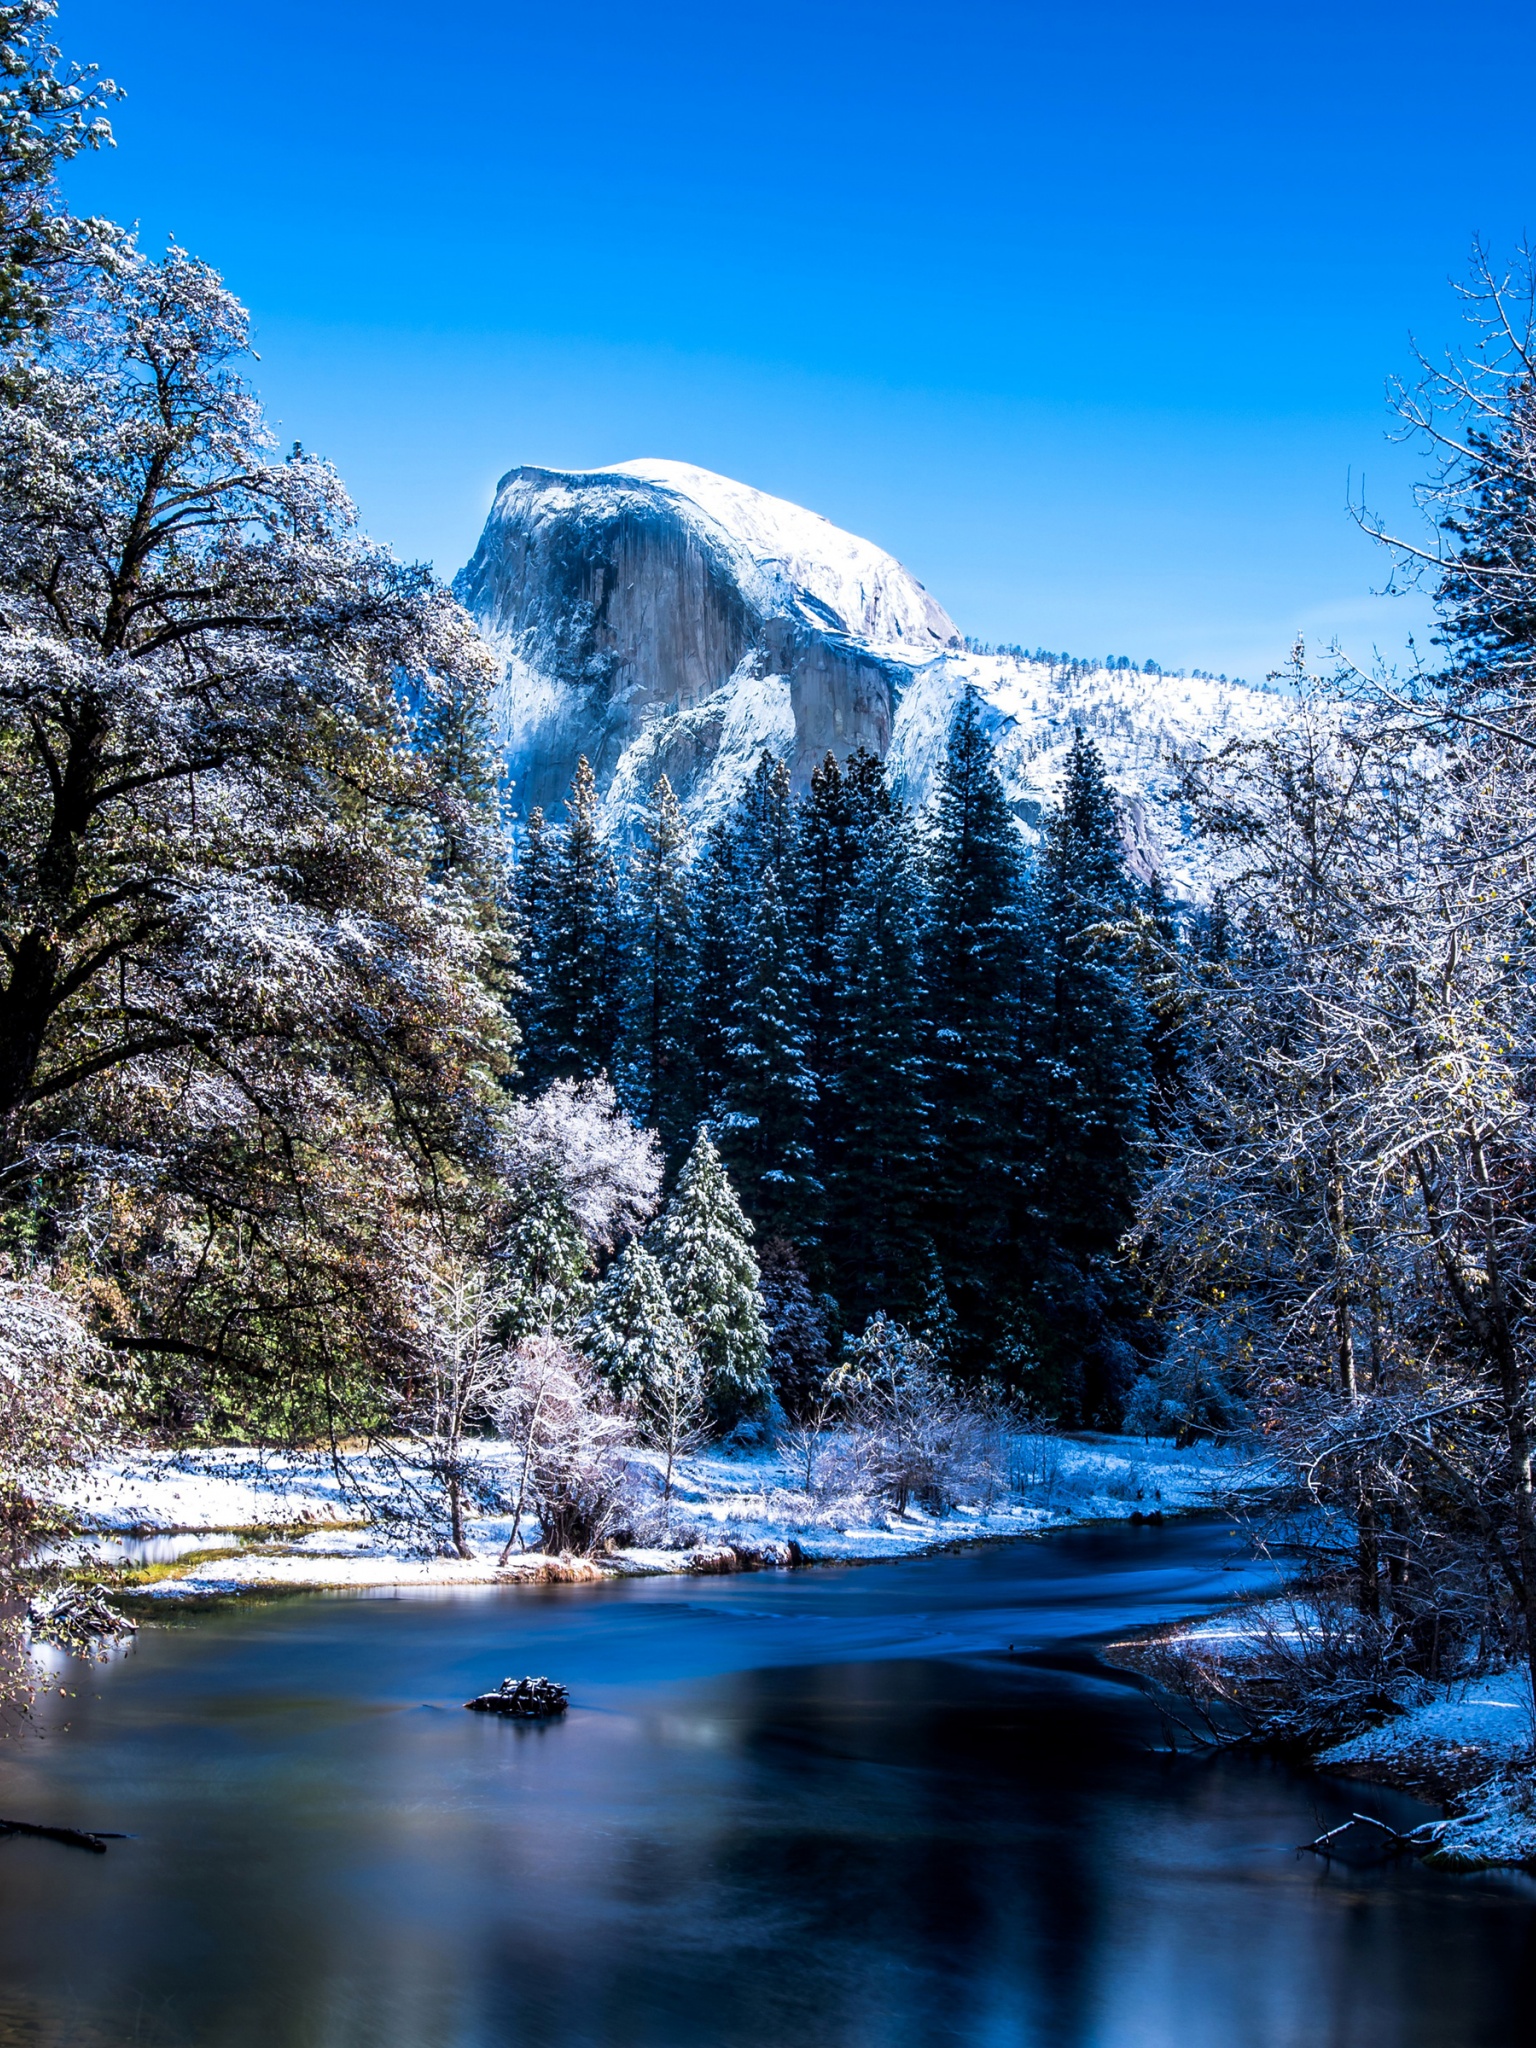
[1319,1668,1534,1771]
[63,1434,1267,1599]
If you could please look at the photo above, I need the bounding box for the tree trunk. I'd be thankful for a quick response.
[1356,1489,1381,1620]
[0,697,107,1127]
[1326,1166,1356,1402]
[449,1472,470,1560]
[1469,1136,1536,1711]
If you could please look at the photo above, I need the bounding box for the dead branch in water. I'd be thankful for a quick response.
[0,1817,126,1853]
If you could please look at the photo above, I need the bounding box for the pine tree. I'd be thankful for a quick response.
[756,1236,832,1419]
[688,751,794,1124]
[792,754,854,1175]
[512,806,559,1088]
[716,863,818,1242]
[733,749,795,875]
[581,1242,704,1498]
[826,799,933,1331]
[1020,727,1150,1420]
[1135,873,1188,1134]
[646,1129,769,1422]
[921,688,1025,1364]
[412,667,518,1054]
[582,1240,693,1398]
[843,744,893,839]
[413,668,502,885]
[1033,728,1147,1249]
[688,819,739,1122]
[538,757,621,1081]
[618,775,695,1153]
[499,1162,593,1340]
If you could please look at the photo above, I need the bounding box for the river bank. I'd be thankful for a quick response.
[54,1431,1266,1600]
[58,1429,1536,1869]
[1107,1598,1536,1871]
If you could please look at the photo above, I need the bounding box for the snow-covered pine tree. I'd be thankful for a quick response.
[791,753,854,1202]
[499,1160,594,1340]
[843,743,894,838]
[733,748,795,875]
[617,774,696,1154]
[537,757,621,1082]
[411,663,502,885]
[1019,726,1150,1420]
[646,1129,770,1423]
[582,1239,691,1397]
[511,805,559,1087]
[921,688,1025,1365]
[1135,872,1190,1136]
[687,817,738,1123]
[688,750,794,1125]
[410,662,517,1041]
[581,1242,704,1498]
[717,861,818,1243]
[755,1236,832,1419]
[826,796,934,1332]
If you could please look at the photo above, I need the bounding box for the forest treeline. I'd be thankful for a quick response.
[512,714,1161,1425]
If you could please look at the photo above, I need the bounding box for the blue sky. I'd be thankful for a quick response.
[60,0,1536,680]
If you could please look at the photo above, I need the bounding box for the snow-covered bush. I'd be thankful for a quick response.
[1129,1592,1442,1754]
[829,1315,991,1516]
[1007,1430,1064,1500]
[0,1269,127,1694]
[394,1254,524,1559]
[499,1077,662,1252]
[490,1337,638,1558]
[1123,1312,1248,1442]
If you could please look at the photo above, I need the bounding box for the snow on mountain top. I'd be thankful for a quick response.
[583,458,960,657]
[888,649,1290,896]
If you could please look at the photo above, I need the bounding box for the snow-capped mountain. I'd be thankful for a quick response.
[455,458,1288,892]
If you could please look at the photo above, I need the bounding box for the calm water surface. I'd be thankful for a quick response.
[0,1517,1531,2048]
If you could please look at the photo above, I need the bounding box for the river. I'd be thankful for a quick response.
[0,1516,1530,2047]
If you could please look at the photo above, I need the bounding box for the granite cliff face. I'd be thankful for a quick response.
[456,458,1287,891]
[454,459,959,827]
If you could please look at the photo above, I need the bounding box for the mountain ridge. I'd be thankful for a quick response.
[455,459,1288,893]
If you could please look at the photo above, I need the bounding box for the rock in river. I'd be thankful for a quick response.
[464,1676,569,1718]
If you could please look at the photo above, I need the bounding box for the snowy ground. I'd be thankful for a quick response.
[1317,1670,1536,1869]
[1320,1667,1535,1777]
[53,1432,1266,1600]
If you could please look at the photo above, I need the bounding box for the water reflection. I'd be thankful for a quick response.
[0,1521,1530,2047]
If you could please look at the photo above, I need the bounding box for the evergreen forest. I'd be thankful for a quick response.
[513,713,1160,1427]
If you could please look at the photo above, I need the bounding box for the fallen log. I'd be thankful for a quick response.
[0,1818,126,1854]
[464,1676,568,1718]
[1299,1811,1419,1858]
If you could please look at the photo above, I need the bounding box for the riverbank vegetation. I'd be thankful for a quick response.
[1122,246,1536,1830]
